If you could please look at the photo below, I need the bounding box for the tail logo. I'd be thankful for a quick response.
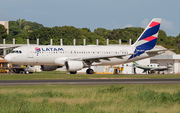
[129,18,161,59]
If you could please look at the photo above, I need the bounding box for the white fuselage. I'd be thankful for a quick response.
[5,45,158,66]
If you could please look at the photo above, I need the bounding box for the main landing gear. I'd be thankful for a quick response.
[86,69,94,74]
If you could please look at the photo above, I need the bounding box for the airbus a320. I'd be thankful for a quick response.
[5,18,167,74]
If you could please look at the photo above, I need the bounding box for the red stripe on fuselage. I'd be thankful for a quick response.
[149,21,160,27]
[143,36,157,41]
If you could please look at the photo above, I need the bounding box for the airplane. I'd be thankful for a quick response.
[133,61,172,74]
[4,18,168,74]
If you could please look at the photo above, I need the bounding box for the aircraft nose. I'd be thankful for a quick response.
[4,55,11,62]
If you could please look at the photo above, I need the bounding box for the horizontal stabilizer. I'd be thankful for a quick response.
[145,49,173,53]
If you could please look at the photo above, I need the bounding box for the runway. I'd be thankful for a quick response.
[0,78,180,86]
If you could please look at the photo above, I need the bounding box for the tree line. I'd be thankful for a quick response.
[0,19,180,53]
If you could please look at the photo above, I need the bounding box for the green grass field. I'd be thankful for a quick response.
[0,71,180,80]
[1,72,180,112]
[1,84,180,113]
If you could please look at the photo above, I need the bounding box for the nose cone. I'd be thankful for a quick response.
[4,55,11,62]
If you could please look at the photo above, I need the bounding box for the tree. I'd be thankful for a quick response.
[16,18,25,29]
[28,27,59,45]
[6,18,180,54]
[0,24,7,43]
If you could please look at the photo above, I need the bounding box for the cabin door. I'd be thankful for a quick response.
[28,47,33,58]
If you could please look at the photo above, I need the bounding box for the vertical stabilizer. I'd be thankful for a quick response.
[133,61,139,66]
[129,18,161,59]
[133,18,161,49]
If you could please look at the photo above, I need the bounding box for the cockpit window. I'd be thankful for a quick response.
[10,50,22,54]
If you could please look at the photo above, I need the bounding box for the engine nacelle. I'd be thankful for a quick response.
[41,65,58,71]
[65,61,84,71]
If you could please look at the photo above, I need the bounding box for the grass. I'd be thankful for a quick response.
[0,84,180,112]
[0,71,180,80]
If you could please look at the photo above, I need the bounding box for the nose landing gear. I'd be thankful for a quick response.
[70,71,77,74]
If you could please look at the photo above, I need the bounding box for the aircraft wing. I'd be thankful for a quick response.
[68,53,134,61]
[153,68,168,71]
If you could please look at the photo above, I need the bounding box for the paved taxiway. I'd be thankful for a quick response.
[0,78,180,86]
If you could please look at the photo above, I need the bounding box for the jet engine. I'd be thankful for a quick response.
[65,61,84,71]
[41,65,61,71]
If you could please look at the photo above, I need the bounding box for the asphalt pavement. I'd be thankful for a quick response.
[0,78,180,86]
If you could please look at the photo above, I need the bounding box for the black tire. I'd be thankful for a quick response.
[70,71,77,74]
[86,69,90,74]
[86,69,94,74]
[89,69,94,74]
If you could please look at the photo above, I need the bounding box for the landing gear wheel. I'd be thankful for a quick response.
[70,71,77,74]
[25,70,29,74]
[86,69,94,74]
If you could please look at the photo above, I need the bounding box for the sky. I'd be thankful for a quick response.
[0,0,179,36]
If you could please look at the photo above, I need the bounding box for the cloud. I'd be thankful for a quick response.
[123,24,133,28]
[140,18,149,28]
[140,18,177,36]
[141,18,175,31]
[161,19,174,31]
[105,21,121,30]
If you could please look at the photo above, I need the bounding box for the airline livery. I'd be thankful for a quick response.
[5,18,166,74]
